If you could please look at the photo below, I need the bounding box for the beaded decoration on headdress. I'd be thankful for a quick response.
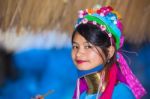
[75,5,123,50]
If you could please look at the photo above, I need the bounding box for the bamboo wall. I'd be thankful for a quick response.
[0,0,150,43]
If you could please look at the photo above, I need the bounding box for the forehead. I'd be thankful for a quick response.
[72,32,88,43]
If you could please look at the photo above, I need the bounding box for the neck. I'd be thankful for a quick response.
[84,71,107,94]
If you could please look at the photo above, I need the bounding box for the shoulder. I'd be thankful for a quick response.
[112,82,135,99]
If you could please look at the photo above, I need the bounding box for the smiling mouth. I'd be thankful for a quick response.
[76,60,87,64]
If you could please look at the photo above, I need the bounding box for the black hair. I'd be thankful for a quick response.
[72,23,117,68]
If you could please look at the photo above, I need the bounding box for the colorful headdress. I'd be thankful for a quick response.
[73,5,146,99]
[75,5,123,49]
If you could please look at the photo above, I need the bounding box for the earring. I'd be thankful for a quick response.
[107,59,110,63]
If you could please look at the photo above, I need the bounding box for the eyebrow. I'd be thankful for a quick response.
[72,41,76,43]
[72,41,90,45]
[72,41,78,44]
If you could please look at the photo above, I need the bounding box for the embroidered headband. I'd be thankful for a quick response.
[75,5,123,49]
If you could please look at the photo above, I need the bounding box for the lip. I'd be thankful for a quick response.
[76,60,87,64]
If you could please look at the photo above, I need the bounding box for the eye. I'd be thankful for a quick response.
[85,45,92,49]
[72,45,79,49]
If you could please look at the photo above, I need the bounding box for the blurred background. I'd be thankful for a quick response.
[0,0,150,99]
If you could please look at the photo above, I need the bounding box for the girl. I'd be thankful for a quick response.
[71,5,146,99]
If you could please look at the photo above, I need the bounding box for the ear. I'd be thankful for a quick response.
[107,46,115,59]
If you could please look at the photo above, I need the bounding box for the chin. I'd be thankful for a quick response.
[76,64,91,70]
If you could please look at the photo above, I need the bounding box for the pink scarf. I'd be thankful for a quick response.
[117,52,147,99]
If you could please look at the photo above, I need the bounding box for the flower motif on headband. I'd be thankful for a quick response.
[108,33,112,37]
[82,18,88,24]
[106,13,118,25]
[100,25,106,31]
[93,21,97,25]
[78,10,88,17]
[78,10,84,18]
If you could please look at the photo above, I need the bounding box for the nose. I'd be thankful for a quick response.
[76,47,85,57]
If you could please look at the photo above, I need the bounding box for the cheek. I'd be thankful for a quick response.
[71,50,76,60]
[88,51,99,59]
[71,50,79,68]
[88,51,103,64]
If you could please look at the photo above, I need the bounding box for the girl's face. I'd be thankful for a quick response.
[72,32,105,70]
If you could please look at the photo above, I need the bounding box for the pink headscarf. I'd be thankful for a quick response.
[117,52,147,99]
[117,35,147,99]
